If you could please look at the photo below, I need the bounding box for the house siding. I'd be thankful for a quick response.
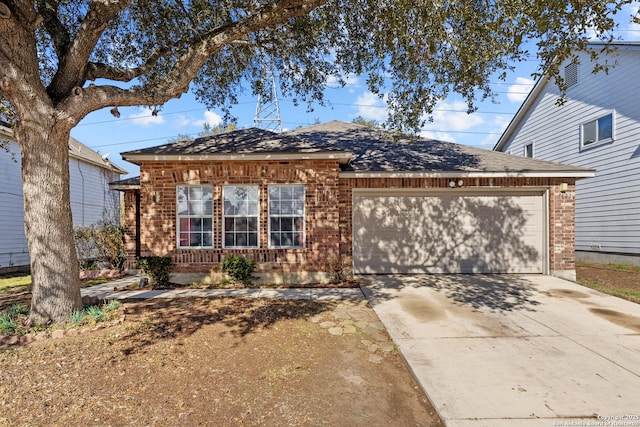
[498,48,640,257]
[0,139,122,271]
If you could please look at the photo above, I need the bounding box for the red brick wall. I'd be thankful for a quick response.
[130,160,342,273]
[123,165,577,275]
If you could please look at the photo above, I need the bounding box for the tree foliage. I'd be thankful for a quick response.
[0,0,635,324]
[1,0,635,132]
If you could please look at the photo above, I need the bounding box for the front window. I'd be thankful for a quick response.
[582,113,614,148]
[177,186,213,248]
[223,185,259,248]
[269,185,305,248]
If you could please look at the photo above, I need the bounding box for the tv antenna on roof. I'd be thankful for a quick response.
[253,54,283,133]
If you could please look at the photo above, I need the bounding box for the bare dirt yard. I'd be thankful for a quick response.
[0,296,443,427]
[576,261,640,304]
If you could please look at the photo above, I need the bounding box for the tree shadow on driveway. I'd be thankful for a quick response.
[363,274,542,312]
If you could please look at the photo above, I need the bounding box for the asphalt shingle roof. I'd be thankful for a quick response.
[121,121,592,174]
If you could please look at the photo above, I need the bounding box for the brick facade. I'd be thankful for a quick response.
[122,161,577,279]
[124,159,342,276]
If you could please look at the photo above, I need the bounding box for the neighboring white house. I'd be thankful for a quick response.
[0,124,126,272]
[494,42,640,265]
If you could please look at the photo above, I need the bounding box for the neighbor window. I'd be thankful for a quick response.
[581,113,614,147]
[269,185,305,248]
[524,142,534,158]
[177,185,213,248]
[223,185,259,248]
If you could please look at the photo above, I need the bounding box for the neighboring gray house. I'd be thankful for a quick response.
[0,124,126,272]
[494,42,640,265]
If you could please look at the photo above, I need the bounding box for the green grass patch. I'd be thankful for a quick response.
[0,275,31,295]
[577,278,640,305]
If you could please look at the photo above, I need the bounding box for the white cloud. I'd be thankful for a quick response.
[355,91,388,121]
[420,130,458,144]
[326,73,360,88]
[619,3,640,40]
[418,100,486,144]
[129,108,165,126]
[506,77,535,103]
[477,115,511,148]
[193,111,223,128]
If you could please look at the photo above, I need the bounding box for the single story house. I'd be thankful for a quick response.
[110,121,593,283]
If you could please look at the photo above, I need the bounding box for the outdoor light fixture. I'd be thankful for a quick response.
[449,179,464,188]
[559,182,569,193]
[449,179,456,188]
[457,179,464,187]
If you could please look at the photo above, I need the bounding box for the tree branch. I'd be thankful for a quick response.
[36,0,71,61]
[61,0,327,121]
[47,0,131,102]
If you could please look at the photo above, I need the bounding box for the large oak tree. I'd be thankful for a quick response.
[0,0,633,325]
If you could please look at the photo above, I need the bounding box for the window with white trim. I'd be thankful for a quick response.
[223,185,259,248]
[581,112,614,148]
[177,185,213,248]
[269,185,305,248]
[524,142,534,158]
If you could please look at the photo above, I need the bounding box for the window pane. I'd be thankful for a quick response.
[189,187,203,200]
[180,218,190,232]
[204,200,213,216]
[270,217,280,232]
[269,200,280,215]
[202,232,212,247]
[294,232,303,247]
[270,234,281,247]
[248,233,258,247]
[236,233,247,247]
[281,232,293,247]
[248,201,259,215]
[190,233,202,246]
[190,218,202,232]
[202,218,212,232]
[223,200,235,215]
[293,185,304,199]
[180,233,190,247]
[583,120,597,145]
[281,217,293,231]
[294,217,304,232]
[281,186,293,199]
[236,218,248,231]
[269,187,279,198]
[189,200,203,215]
[224,233,234,247]
[248,217,258,231]
[599,114,613,140]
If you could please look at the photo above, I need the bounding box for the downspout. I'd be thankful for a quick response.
[135,190,141,258]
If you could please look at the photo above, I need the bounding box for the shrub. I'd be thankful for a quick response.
[325,254,352,284]
[74,218,125,270]
[137,256,172,287]
[221,255,256,285]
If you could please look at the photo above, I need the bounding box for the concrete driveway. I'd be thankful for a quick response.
[361,275,640,427]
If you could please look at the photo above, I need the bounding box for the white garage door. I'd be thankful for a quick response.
[352,191,545,274]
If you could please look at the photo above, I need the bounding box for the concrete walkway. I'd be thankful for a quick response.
[361,274,640,427]
[81,275,366,301]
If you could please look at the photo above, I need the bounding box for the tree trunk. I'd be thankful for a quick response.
[17,119,82,325]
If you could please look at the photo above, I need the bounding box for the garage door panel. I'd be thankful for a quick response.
[353,193,544,274]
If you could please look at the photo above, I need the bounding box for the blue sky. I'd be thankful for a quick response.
[70,4,640,178]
